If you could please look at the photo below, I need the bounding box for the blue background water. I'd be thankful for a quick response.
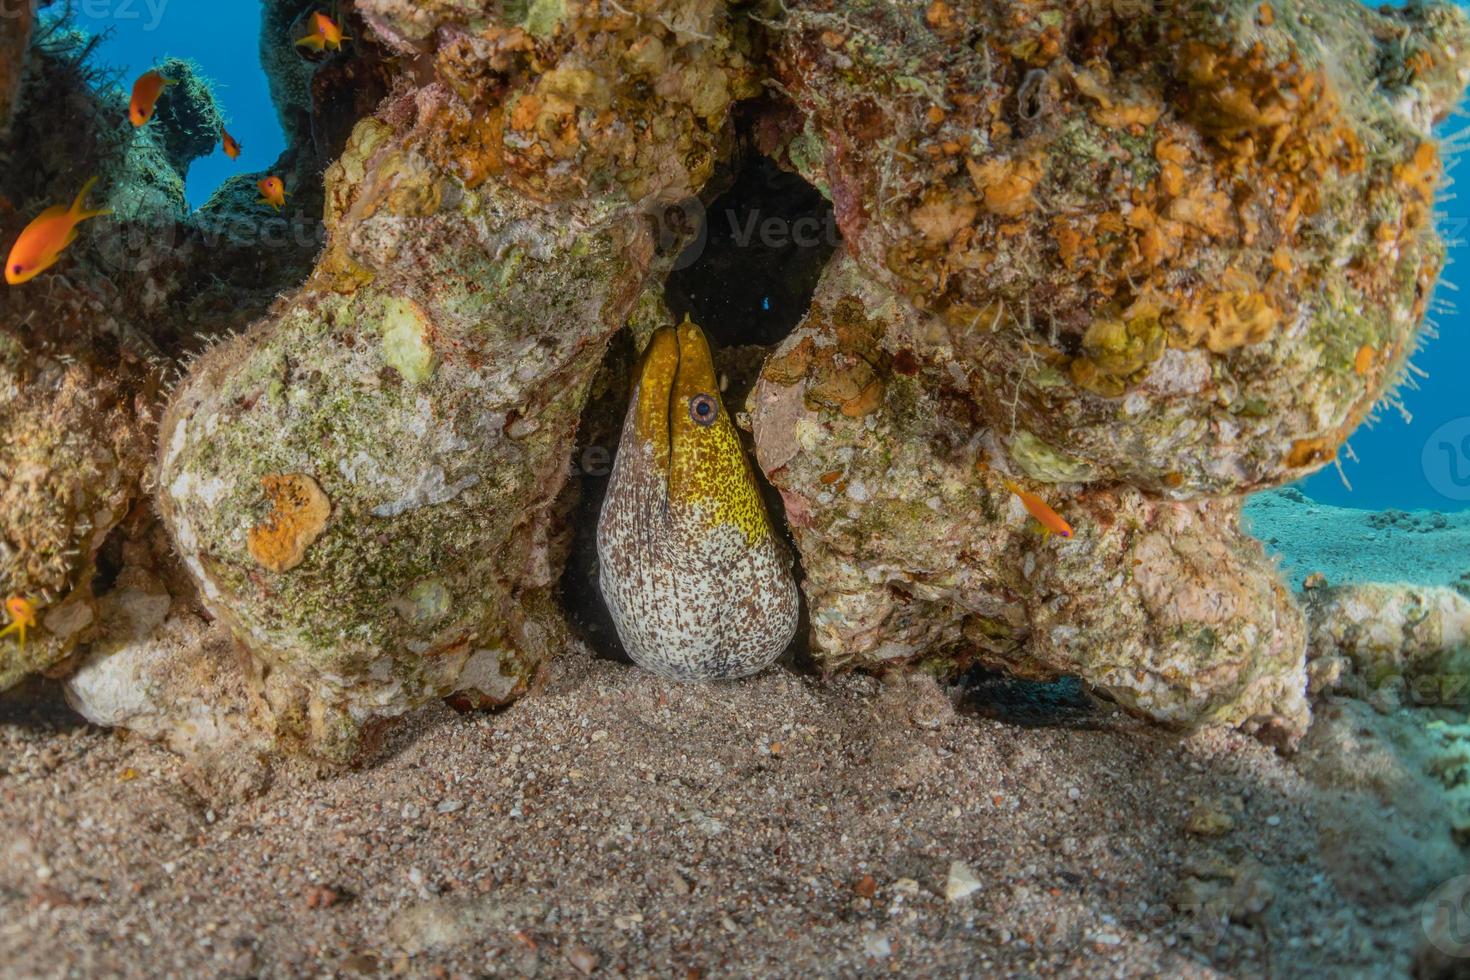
[72,2,287,209]
[68,2,1470,513]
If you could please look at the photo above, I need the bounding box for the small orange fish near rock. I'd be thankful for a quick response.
[129,69,174,127]
[295,12,350,51]
[5,177,112,285]
[220,127,242,161]
[0,596,37,652]
[257,176,288,211]
[1003,479,1074,540]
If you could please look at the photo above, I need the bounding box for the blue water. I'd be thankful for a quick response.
[66,3,1470,512]
[72,1,286,209]
[1295,122,1470,513]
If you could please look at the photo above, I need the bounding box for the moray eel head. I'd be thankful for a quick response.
[597,317,799,680]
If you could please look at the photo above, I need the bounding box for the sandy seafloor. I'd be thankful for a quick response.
[3,493,1470,979]
[1245,488,1470,593]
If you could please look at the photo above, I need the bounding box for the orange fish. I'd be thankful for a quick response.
[257,176,288,211]
[129,69,175,127]
[0,596,37,652]
[221,127,242,161]
[1003,480,1074,540]
[5,177,112,285]
[295,12,350,51]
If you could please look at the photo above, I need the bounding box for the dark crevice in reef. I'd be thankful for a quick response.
[562,153,838,666]
[961,669,1099,729]
[665,154,839,347]
[562,329,639,665]
[0,676,89,732]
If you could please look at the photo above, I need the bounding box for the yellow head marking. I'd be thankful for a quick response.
[632,318,770,545]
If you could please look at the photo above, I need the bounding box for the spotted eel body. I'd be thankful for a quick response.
[597,318,799,680]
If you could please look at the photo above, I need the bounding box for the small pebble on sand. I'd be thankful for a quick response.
[945,861,982,902]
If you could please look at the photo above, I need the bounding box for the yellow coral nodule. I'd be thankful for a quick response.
[247,473,332,573]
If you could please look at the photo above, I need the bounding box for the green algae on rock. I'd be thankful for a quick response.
[0,18,337,695]
[764,0,1470,496]
[751,253,1309,738]
[150,0,766,761]
[157,113,657,762]
[1302,582,1470,712]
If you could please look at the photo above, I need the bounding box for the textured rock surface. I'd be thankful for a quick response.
[9,0,1470,761]
[765,0,1470,496]
[1302,582,1470,711]
[0,1,30,135]
[157,121,651,761]
[152,0,765,761]
[0,21,332,693]
[0,333,154,690]
[356,0,762,206]
[751,253,1308,737]
[62,562,274,800]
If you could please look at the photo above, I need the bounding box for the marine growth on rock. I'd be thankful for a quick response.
[0,0,1465,766]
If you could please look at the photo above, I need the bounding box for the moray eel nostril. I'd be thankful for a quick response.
[597,316,800,680]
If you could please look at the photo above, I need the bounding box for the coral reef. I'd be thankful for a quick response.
[147,57,226,180]
[751,253,1308,736]
[154,0,764,761]
[731,0,1470,736]
[157,116,652,761]
[5,0,1468,763]
[1302,581,1470,712]
[356,0,762,206]
[0,8,370,696]
[0,332,155,690]
[61,519,274,799]
[764,0,1470,496]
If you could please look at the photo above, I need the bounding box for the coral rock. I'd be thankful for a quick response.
[0,1,30,135]
[1302,582,1470,711]
[64,578,273,800]
[0,335,155,691]
[356,0,762,207]
[767,0,1470,495]
[156,106,658,762]
[751,254,1309,738]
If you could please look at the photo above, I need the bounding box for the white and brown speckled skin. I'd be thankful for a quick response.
[597,321,799,680]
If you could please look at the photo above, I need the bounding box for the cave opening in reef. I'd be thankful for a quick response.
[561,152,839,664]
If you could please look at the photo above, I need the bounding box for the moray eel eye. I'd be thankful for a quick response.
[688,393,718,426]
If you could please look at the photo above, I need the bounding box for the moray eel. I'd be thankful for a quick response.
[597,317,799,680]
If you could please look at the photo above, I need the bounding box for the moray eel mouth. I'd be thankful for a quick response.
[596,318,799,680]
